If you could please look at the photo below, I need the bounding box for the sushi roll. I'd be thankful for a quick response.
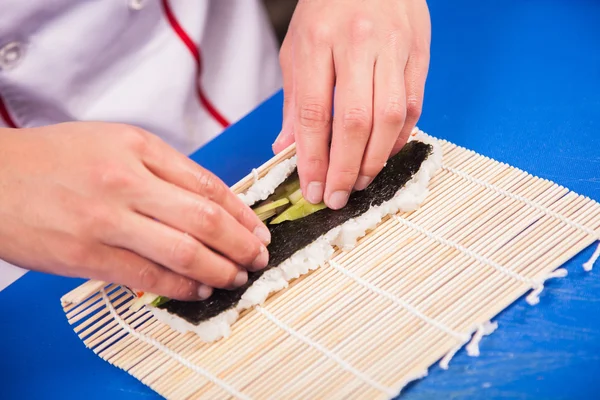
[146,129,442,342]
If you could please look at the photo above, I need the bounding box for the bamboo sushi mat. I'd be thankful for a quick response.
[61,136,600,400]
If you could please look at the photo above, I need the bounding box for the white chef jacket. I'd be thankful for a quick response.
[0,0,283,290]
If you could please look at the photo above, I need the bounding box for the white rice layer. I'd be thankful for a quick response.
[151,131,442,343]
[237,155,298,207]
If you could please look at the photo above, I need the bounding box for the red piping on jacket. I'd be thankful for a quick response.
[0,94,18,128]
[0,2,229,131]
[161,0,230,129]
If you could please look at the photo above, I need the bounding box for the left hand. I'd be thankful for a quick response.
[273,0,431,210]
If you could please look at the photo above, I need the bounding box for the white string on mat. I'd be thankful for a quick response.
[584,244,600,272]
[255,306,398,398]
[392,215,567,306]
[525,268,568,306]
[465,321,498,357]
[439,321,497,370]
[251,168,259,183]
[328,260,470,343]
[442,164,600,271]
[99,289,252,400]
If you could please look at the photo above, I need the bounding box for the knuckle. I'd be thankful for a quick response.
[194,173,224,201]
[341,107,372,134]
[237,206,256,227]
[93,163,139,192]
[337,166,361,179]
[304,154,328,174]
[138,263,159,291]
[298,101,331,130]
[172,277,194,300]
[349,16,374,43]
[195,203,221,232]
[406,97,423,121]
[308,24,332,44]
[170,236,198,271]
[120,125,149,153]
[381,100,406,125]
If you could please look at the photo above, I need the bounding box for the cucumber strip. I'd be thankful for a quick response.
[282,178,301,196]
[270,198,327,224]
[268,182,300,204]
[150,296,170,307]
[288,188,304,205]
[253,198,290,215]
[256,209,277,222]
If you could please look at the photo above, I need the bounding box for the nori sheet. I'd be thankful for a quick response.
[158,140,433,324]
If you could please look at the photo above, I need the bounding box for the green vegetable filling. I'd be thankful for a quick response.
[150,296,170,307]
[270,198,327,224]
[252,174,327,224]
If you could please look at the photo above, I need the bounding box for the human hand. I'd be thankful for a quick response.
[0,123,271,300]
[273,0,431,209]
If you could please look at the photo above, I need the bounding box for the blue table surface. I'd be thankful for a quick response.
[1,1,599,399]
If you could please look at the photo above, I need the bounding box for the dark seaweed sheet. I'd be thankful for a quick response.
[158,141,433,324]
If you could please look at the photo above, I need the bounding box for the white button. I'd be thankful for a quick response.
[129,0,146,10]
[0,41,25,70]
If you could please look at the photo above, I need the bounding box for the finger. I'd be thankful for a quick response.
[140,136,271,245]
[108,214,248,290]
[392,50,429,156]
[133,178,269,272]
[93,245,209,301]
[356,52,408,191]
[293,32,335,204]
[273,38,296,154]
[325,45,375,209]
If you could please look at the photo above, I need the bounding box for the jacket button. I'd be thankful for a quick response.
[0,41,25,70]
[129,0,146,10]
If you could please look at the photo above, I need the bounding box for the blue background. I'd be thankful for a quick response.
[1,0,599,398]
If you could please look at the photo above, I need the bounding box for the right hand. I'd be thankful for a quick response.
[0,122,271,301]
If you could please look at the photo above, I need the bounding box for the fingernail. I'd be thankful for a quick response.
[272,130,285,153]
[273,130,283,144]
[197,284,213,300]
[354,175,373,191]
[252,246,269,270]
[328,190,349,210]
[253,225,271,245]
[233,268,248,287]
[306,181,324,204]
[272,138,280,153]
